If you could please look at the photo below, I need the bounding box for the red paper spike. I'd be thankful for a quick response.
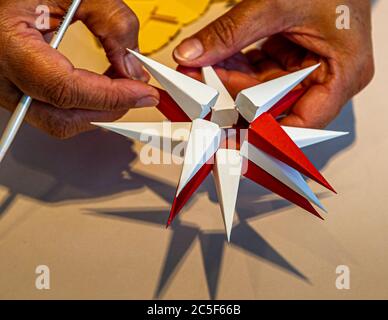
[243,159,323,219]
[269,88,306,118]
[154,87,191,122]
[248,113,335,193]
[167,160,214,226]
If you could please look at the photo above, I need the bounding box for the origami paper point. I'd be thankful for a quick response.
[176,119,221,196]
[168,160,213,226]
[236,64,320,122]
[282,126,348,149]
[248,113,335,193]
[92,54,347,239]
[269,88,306,118]
[243,159,323,219]
[155,88,192,122]
[202,66,239,128]
[128,49,219,120]
[241,141,325,211]
[213,148,243,242]
[92,121,192,143]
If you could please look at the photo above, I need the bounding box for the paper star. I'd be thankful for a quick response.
[93,50,347,242]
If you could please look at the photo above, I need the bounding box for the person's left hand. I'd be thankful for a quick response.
[0,0,160,139]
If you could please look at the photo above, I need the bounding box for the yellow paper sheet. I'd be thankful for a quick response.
[91,0,240,54]
[125,0,211,53]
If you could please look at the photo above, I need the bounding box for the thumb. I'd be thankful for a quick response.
[173,0,295,67]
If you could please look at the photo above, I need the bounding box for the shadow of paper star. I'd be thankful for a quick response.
[0,0,380,299]
[0,100,354,299]
[87,170,309,299]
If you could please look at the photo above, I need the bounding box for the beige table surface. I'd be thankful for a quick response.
[0,2,387,300]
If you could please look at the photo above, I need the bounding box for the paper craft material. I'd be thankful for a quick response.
[94,50,347,241]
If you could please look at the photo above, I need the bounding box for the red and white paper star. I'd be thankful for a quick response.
[94,50,347,241]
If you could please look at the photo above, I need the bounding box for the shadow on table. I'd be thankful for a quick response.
[0,100,355,299]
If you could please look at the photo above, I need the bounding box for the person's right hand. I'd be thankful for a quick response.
[0,0,160,139]
[174,0,374,129]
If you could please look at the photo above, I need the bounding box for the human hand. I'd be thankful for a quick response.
[174,0,374,128]
[0,0,159,139]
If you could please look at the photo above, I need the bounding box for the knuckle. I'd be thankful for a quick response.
[361,55,375,87]
[110,6,139,35]
[100,80,136,111]
[306,118,329,130]
[102,91,121,111]
[348,54,375,95]
[44,76,77,109]
[103,85,134,111]
[210,15,238,48]
[126,10,140,31]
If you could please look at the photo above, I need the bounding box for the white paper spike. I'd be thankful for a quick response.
[92,122,192,142]
[176,119,221,195]
[282,126,348,148]
[202,66,235,110]
[236,64,320,122]
[213,148,242,242]
[202,66,239,128]
[128,50,219,120]
[87,54,348,241]
[241,141,326,211]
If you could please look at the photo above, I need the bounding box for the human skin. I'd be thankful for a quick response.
[173,0,374,129]
[0,0,159,139]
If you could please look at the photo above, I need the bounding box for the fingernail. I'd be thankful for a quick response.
[125,53,148,81]
[135,96,159,108]
[174,38,204,61]
[124,54,135,78]
[132,70,150,83]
